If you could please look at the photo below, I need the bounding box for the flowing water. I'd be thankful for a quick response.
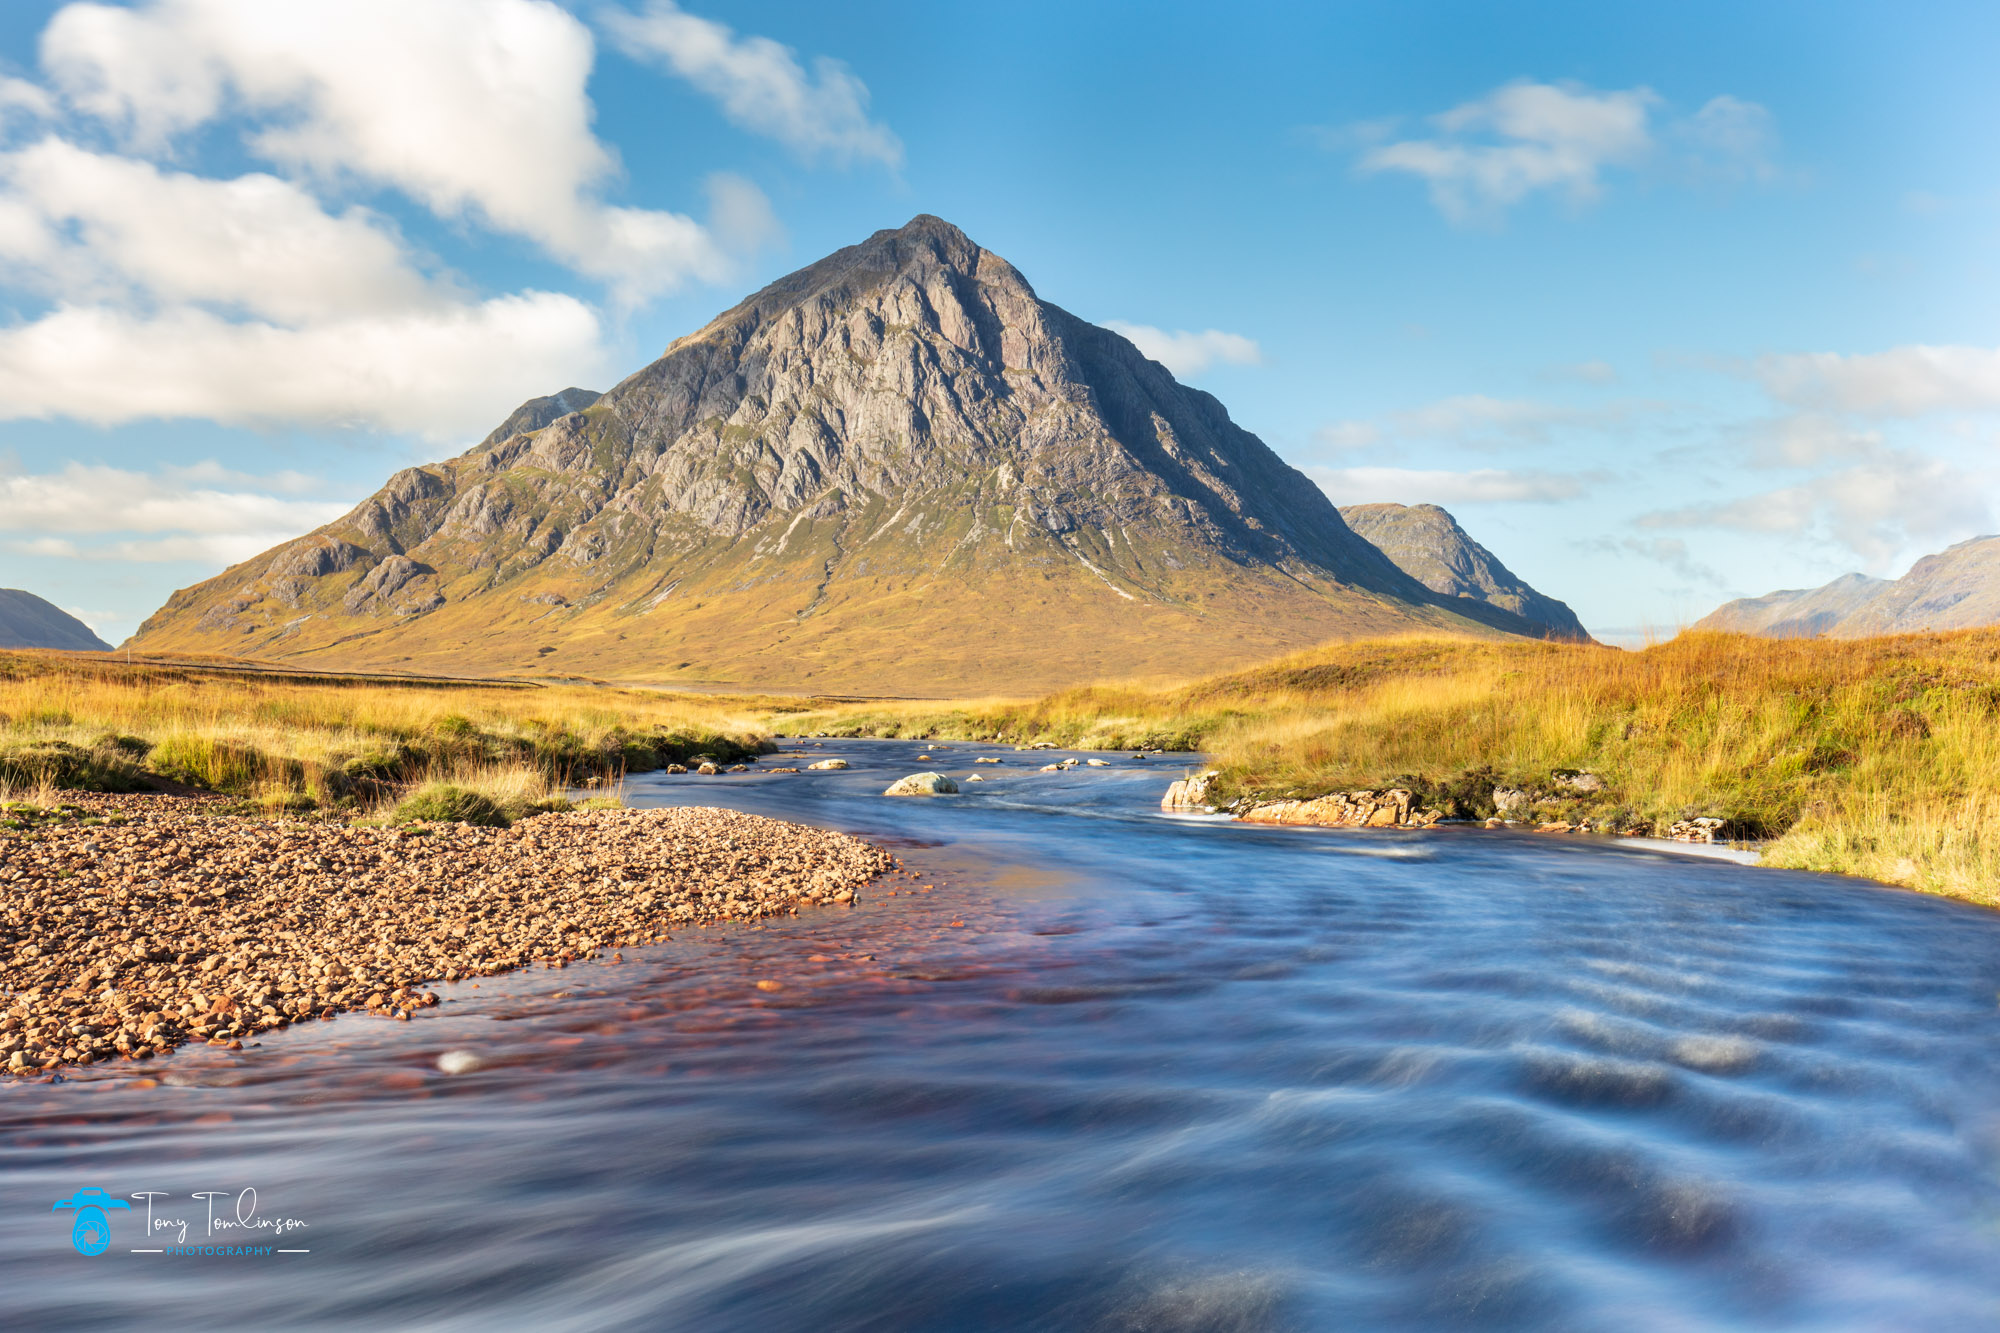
[4,739,2000,1330]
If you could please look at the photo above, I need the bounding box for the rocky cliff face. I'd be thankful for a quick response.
[1337,503,1591,641]
[130,216,1549,693]
[0,590,110,651]
[1693,537,2000,639]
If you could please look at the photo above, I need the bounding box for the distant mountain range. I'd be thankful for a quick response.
[1694,535,2000,638]
[0,589,110,651]
[1337,503,1590,641]
[129,216,1583,693]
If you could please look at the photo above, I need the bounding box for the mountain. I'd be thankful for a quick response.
[1693,537,2000,639]
[129,216,1552,694]
[1337,503,1592,641]
[0,590,111,651]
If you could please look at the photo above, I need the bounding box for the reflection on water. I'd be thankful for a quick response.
[4,739,1999,1330]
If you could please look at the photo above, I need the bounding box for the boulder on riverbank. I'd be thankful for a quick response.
[1669,817,1732,843]
[1238,789,1441,829]
[884,772,958,796]
[1161,770,1221,812]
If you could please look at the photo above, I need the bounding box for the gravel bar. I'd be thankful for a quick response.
[0,797,892,1077]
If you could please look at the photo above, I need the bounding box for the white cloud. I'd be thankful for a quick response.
[1308,465,1584,505]
[602,1,901,167]
[1675,94,1778,181]
[0,138,440,323]
[0,460,350,567]
[1360,81,1657,221]
[41,0,759,298]
[1102,322,1263,378]
[0,76,53,120]
[1754,344,2000,417]
[0,294,610,436]
[1353,79,1776,222]
[1636,452,1992,565]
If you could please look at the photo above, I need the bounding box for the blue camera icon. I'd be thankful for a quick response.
[53,1188,130,1256]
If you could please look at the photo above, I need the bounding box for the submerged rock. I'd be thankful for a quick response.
[884,772,958,796]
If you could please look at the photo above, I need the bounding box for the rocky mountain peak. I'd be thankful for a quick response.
[1337,502,1591,641]
[131,217,1564,693]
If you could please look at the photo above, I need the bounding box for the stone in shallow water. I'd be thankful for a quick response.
[437,1049,485,1075]
[884,772,958,796]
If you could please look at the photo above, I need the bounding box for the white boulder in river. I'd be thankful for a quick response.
[807,758,849,770]
[884,772,959,796]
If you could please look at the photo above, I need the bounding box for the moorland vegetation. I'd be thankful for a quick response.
[6,629,1998,905]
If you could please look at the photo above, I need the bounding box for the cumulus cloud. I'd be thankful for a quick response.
[1636,451,1992,565]
[1308,465,1584,505]
[0,460,351,564]
[0,136,618,435]
[1352,79,1775,222]
[0,2,820,434]
[602,1,901,167]
[1359,81,1656,221]
[1102,322,1263,378]
[0,138,440,322]
[1754,344,2000,417]
[0,294,610,436]
[40,0,762,298]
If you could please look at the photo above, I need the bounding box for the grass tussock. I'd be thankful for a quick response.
[793,630,2000,905]
[0,651,767,818]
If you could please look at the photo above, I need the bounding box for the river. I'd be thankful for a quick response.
[3,738,1998,1329]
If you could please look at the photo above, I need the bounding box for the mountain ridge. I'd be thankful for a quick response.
[1693,536,2000,638]
[130,215,1554,693]
[0,590,111,651]
[1337,503,1591,641]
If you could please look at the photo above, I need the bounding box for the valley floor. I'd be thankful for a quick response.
[5,629,1998,912]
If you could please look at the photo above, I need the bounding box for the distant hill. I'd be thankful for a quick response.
[1694,536,2000,638]
[129,215,1554,695]
[1338,503,1592,641]
[0,590,111,651]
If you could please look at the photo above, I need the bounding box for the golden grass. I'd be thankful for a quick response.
[12,632,2000,903]
[0,651,773,819]
[790,630,2000,904]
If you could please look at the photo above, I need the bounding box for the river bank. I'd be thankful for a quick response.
[0,794,889,1077]
[786,631,2000,906]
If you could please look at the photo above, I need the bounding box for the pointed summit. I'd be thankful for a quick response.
[130,218,1556,693]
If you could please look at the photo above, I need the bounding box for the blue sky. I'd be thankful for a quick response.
[1,0,1996,645]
